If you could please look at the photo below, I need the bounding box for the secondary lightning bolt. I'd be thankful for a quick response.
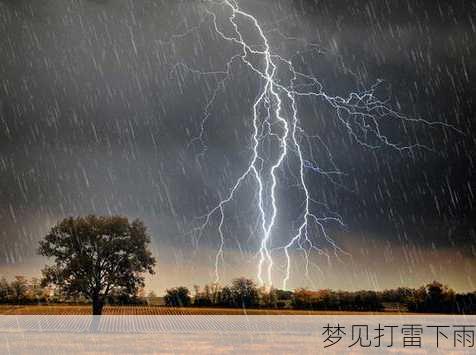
[171,0,461,289]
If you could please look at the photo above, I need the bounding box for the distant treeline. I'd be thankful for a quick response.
[165,278,476,314]
[2,275,476,314]
[0,276,146,305]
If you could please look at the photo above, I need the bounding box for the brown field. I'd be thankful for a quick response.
[0,305,409,315]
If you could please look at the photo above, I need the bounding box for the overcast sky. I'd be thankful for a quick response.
[0,0,475,292]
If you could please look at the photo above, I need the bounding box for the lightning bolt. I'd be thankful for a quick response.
[170,0,461,289]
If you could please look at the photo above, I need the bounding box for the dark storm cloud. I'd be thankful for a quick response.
[277,0,476,249]
[0,0,475,288]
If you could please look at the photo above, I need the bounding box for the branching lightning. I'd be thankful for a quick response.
[169,0,461,289]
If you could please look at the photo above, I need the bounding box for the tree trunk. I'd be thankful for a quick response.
[92,298,104,315]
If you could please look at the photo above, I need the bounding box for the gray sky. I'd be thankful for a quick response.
[0,0,475,293]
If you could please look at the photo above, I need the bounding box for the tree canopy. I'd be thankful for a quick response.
[38,215,156,314]
[164,286,191,307]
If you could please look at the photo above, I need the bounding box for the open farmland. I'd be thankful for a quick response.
[0,305,408,315]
